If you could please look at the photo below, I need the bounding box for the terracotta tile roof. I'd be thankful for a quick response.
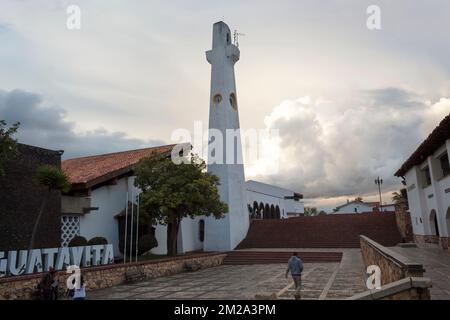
[62,144,180,190]
[395,113,450,177]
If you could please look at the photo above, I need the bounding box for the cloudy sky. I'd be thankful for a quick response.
[1,0,450,211]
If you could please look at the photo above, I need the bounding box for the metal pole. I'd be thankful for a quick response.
[135,193,140,263]
[378,183,382,209]
[123,191,128,264]
[129,187,134,264]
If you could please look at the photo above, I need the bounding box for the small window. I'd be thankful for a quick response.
[213,94,222,105]
[199,220,205,242]
[421,166,432,188]
[226,33,230,44]
[229,93,237,111]
[439,153,450,177]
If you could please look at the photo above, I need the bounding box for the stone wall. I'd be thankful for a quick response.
[394,204,413,242]
[0,143,62,250]
[348,277,431,300]
[360,235,424,286]
[0,252,226,300]
[414,234,440,245]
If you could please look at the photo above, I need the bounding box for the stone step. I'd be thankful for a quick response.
[223,251,343,264]
[237,212,401,249]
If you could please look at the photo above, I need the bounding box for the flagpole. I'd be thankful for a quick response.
[135,193,140,263]
[129,187,134,264]
[123,191,129,264]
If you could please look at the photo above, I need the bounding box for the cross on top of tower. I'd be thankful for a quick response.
[233,30,245,47]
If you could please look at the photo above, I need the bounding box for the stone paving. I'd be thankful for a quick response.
[89,249,367,300]
[390,246,450,300]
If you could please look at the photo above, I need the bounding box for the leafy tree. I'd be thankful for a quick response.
[134,152,228,256]
[30,165,71,250]
[392,188,408,206]
[0,120,20,176]
[354,196,363,202]
[304,207,318,216]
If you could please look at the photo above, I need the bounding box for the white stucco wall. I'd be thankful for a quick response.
[245,180,304,218]
[333,202,374,214]
[404,139,450,238]
[79,177,132,256]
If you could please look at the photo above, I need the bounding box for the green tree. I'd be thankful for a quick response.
[0,120,20,176]
[30,165,71,250]
[392,188,408,206]
[304,207,318,216]
[134,152,228,256]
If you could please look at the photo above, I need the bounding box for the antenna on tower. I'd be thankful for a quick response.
[233,30,245,47]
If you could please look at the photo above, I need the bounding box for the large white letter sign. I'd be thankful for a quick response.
[102,244,114,265]
[55,247,71,270]
[8,250,28,276]
[70,246,84,266]
[91,245,103,266]
[42,248,59,272]
[26,249,43,274]
[0,251,7,277]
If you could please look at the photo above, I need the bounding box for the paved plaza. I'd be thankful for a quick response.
[390,246,450,300]
[89,249,367,300]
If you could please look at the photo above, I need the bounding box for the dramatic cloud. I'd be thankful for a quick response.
[0,89,165,159]
[250,88,450,200]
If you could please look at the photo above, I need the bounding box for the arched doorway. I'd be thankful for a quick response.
[265,204,270,219]
[430,209,440,236]
[253,201,259,219]
[275,206,281,219]
[260,203,266,219]
[270,205,275,219]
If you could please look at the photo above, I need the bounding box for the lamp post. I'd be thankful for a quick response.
[374,177,383,211]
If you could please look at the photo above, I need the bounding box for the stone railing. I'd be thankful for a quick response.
[360,235,425,285]
[0,252,226,300]
[348,277,431,300]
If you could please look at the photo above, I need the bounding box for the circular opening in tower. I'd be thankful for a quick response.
[213,93,222,105]
[229,93,237,111]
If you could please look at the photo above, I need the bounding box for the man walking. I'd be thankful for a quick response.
[286,252,303,299]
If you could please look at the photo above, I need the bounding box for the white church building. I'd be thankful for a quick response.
[60,21,304,257]
[395,114,450,249]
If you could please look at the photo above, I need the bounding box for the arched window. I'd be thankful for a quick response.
[213,93,222,105]
[253,201,259,219]
[199,220,205,242]
[260,203,265,219]
[275,206,281,219]
[265,204,270,219]
[430,210,439,236]
[229,93,238,111]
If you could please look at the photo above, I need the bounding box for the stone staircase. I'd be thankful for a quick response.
[223,251,343,265]
[237,212,402,249]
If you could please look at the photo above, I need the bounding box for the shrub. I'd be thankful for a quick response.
[88,237,108,246]
[138,234,158,255]
[68,235,88,247]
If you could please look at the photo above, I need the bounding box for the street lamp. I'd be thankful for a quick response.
[374,177,383,211]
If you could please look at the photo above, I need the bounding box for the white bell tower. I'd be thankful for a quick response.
[203,21,249,251]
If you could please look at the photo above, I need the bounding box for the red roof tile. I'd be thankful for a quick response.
[62,144,177,189]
